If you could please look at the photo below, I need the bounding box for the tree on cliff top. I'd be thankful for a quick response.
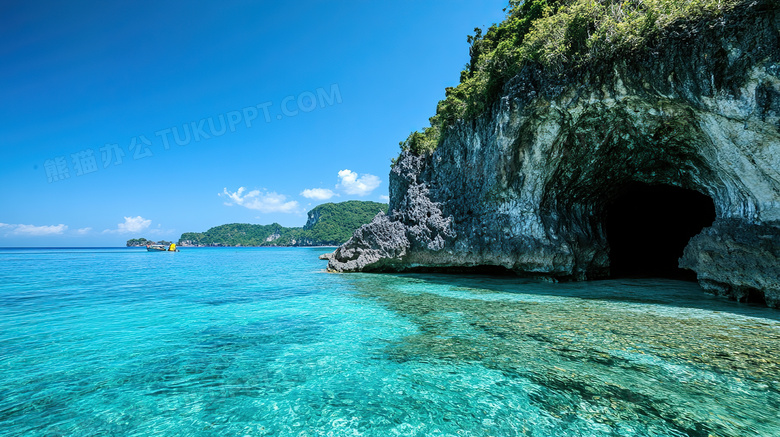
[401,0,742,157]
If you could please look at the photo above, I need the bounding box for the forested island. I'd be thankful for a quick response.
[126,238,173,247]
[176,200,387,247]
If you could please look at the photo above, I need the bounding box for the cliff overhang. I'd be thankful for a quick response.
[329,1,780,308]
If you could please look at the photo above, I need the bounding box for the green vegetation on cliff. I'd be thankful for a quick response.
[402,0,741,156]
[178,200,388,247]
[302,201,391,245]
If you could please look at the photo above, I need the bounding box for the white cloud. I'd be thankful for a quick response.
[1,223,69,236]
[300,188,336,200]
[379,195,390,202]
[337,169,381,196]
[76,227,92,235]
[220,187,299,213]
[117,216,152,233]
[104,216,152,234]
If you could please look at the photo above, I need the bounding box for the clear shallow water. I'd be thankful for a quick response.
[0,248,778,436]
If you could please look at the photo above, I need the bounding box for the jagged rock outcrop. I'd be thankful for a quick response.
[681,220,780,307]
[328,1,780,307]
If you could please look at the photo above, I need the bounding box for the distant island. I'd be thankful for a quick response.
[174,200,387,247]
[126,238,173,247]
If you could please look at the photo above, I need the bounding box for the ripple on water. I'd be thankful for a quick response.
[349,273,780,437]
[0,249,778,436]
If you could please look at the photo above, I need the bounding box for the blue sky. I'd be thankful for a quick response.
[0,0,508,246]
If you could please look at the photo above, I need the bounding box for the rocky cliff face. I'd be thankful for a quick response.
[328,1,780,308]
[304,208,321,229]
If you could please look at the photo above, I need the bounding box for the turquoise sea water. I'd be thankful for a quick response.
[0,248,778,436]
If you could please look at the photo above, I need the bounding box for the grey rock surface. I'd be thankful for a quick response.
[329,1,780,306]
[680,219,780,307]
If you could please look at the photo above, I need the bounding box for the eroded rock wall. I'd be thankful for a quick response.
[329,1,780,307]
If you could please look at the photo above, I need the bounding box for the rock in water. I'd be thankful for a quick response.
[680,220,780,308]
[329,1,780,308]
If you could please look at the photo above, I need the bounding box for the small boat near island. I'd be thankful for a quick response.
[147,243,179,252]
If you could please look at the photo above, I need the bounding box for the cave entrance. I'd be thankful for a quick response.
[605,183,716,279]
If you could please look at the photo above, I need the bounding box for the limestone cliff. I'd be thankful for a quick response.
[328,1,780,308]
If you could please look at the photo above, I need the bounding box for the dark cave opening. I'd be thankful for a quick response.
[605,184,716,280]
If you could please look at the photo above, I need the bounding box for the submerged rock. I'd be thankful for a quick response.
[329,1,780,307]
